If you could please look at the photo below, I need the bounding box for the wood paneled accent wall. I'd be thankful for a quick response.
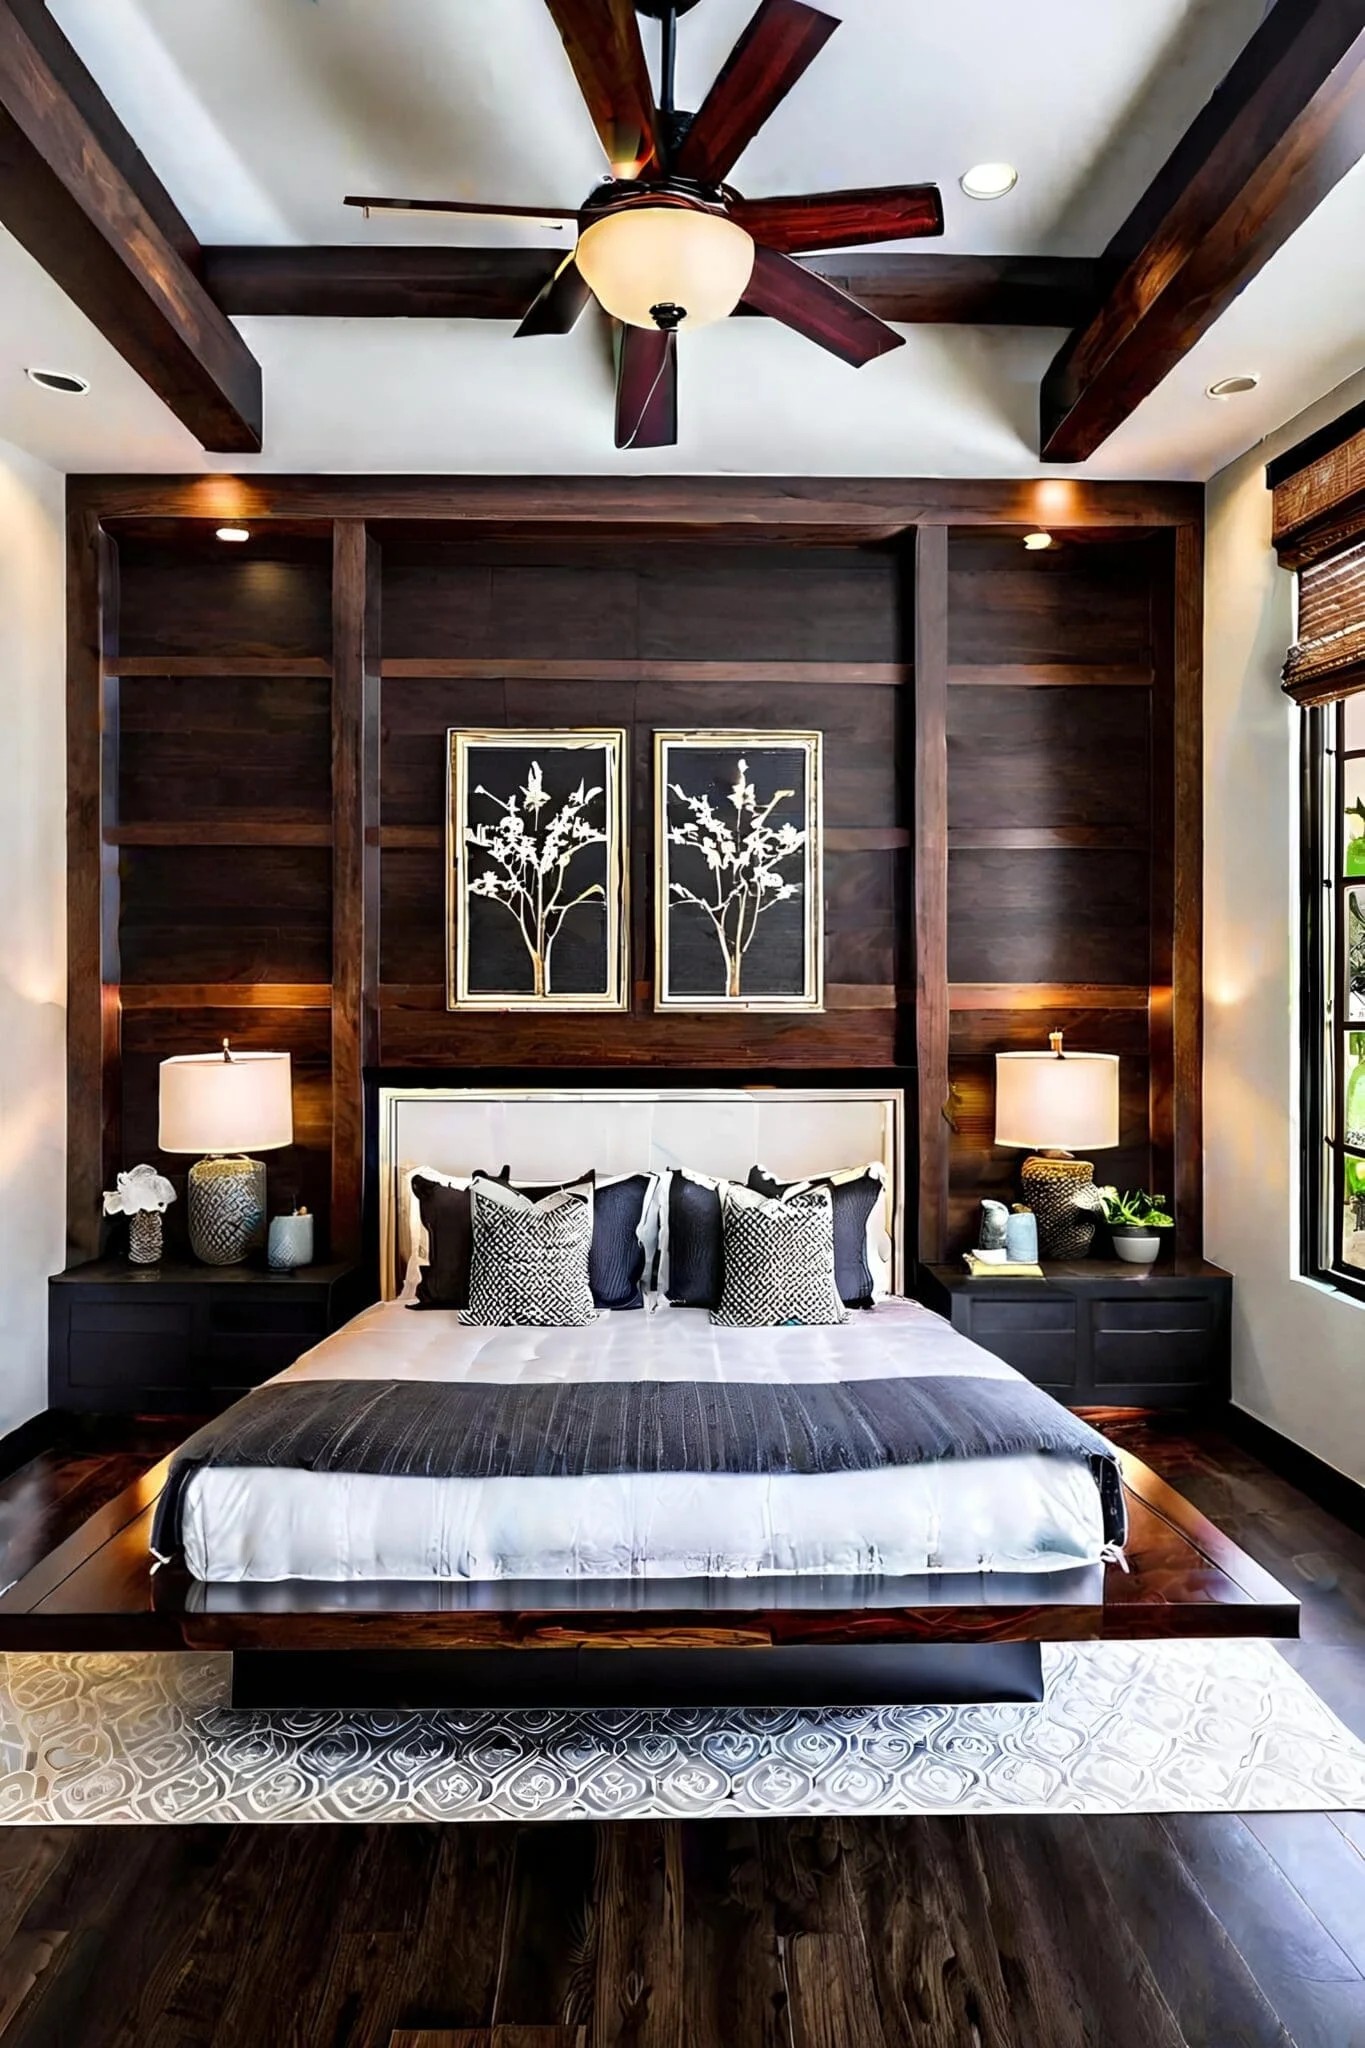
[64,477,1203,1274]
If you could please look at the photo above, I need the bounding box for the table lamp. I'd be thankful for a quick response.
[159,1041,294,1265]
[994,1031,1119,1258]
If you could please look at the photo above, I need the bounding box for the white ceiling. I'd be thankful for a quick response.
[2,0,1361,481]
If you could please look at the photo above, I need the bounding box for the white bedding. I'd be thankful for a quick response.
[180,1298,1111,1583]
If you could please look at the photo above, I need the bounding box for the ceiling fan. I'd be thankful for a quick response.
[345,0,944,449]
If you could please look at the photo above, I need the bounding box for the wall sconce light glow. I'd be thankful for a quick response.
[26,367,90,395]
[959,162,1018,201]
[1206,374,1260,400]
[1035,479,1078,517]
[216,526,251,543]
[1023,531,1054,552]
[576,206,756,329]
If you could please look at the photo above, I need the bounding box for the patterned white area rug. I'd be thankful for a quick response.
[2,1640,1363,1825]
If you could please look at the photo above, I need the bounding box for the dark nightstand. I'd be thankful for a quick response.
[49,1260,372,1415]
[916,1260,1232,1409]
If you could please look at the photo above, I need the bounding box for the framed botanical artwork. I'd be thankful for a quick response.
[655,730,824,1012]
[447,729,628,1010]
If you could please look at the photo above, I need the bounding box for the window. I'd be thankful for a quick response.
[1303,690,1365,1300]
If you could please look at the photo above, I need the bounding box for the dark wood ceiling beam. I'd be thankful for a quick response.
[201,245,1100,327]
[0,0,262,452]
[1041,0,1365,464]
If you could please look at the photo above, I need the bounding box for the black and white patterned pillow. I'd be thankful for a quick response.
[462,1181,596,1327]
[747,1162,885,1309]
[711,1184,848,1327]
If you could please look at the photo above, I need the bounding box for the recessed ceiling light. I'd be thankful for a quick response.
[1023,531,1054,551]
[1206,374,1260,399]
[216,526,251,543]
[960,162,1018,201]
[26,367,90,395]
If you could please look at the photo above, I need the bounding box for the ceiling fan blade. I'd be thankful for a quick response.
[732,184,945,255]
[345,195,580,222]
[615,324,678,449]
[542,0,662,177]
[516,254,593,337]
[741,244,904,367]
[673,0,838,183]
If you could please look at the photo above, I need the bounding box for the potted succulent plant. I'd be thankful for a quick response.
[1096,1187,1175,1266]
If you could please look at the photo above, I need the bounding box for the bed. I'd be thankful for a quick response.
[163,1298,1123,1586]
[0,1088,1298,1708]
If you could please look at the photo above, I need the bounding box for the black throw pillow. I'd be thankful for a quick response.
[587,1173,655,1311]
[747,1165,882,1309]
[666,1170,724,1308]
[409,1165,510,1311]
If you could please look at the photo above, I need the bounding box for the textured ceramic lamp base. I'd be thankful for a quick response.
[1021,1154,1100,1259]
[188,1156,267,1265]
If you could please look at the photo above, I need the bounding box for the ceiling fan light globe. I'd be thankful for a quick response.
[576,207,755,330]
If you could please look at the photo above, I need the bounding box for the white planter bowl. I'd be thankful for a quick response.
[1112,1228,1162,1265]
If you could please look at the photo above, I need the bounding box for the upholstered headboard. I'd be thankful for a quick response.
[378,1084,906,1301]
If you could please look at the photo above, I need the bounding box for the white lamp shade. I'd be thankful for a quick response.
[995,1049,1119,1152]
[159,1050,293,1154]
[576,206,756,329]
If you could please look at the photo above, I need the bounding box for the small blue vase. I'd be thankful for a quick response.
[1005,1210,1038,1263]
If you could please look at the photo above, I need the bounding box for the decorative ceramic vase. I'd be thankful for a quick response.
[1005,1208,1038,1264]
[1112,1225,1162,1266]
[127,1211,163,1265]
[188,1155,266,1265]
[268,1211,314,1272]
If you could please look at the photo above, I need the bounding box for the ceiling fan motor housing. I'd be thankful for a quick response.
[634,0,708,18]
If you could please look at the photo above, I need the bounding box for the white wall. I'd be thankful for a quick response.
[0,436,66,1440]
[1205,369,1365,1487]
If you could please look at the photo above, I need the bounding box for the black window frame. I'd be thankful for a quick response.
[1300,699,1365,1306]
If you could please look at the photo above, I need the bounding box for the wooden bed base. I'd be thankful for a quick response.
[0,1445,1299,1708]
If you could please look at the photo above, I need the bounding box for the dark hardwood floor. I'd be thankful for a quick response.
[0,1410,1363,2048]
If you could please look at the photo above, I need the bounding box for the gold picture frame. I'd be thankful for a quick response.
[655,729,824,1012]
[447,729,629,1011]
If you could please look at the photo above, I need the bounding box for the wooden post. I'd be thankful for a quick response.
[914,524,951,1266]
[65,510,120,1264]
[330,520,381,1263]
[1149,521,1205,1260]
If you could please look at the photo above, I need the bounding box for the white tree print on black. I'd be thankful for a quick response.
[667,755,807,1001]
[465,762,608,999]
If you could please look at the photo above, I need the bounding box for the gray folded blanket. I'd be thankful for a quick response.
[151,1372,1127,1560]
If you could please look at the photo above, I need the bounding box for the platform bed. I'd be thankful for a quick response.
[0,1088,1298,1708]
[0,1441,1298,1708]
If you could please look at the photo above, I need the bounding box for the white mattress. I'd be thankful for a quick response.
[180,1298,1111,1583]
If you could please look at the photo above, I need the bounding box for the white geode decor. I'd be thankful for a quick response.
[103,1164,177,1265]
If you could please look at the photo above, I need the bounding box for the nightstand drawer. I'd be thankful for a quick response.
[205,1333,323,1381]
[66,1301,198,1392]
[968,1300,1078,1390]
[1092,1297,1217,1387]
[207,1300,327,1338]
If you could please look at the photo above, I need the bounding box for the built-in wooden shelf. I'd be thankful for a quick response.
[949,982,1150,1010]
[379,657,912,687]
[106,657,333,677]
[947,826,1148,852]
[375,981,895,1013]
[120,984,333,1011]
[948,663,1152,688]
[373,823,909,853]
[109,821,331,847]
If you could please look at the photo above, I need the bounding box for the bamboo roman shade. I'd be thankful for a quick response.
[1282,536,1365,708]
